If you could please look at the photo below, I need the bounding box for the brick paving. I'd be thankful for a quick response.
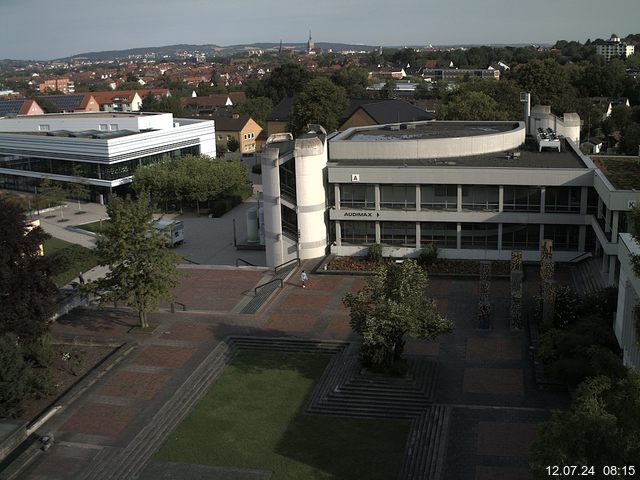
[61,404,140,437]
[18,264,572,480]
[171,268,264,311]
[132,345,194,368]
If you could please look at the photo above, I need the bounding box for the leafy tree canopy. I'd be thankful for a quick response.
[90,194,181,328]
[0,198,58,340]
[287,77,348,135]
[530,371,640,477]
[245,63,312,104]
[234,96,273,127]
[515,58,577,114]
[343,260,452,373]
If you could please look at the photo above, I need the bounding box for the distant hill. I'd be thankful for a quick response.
[62,42,383,61]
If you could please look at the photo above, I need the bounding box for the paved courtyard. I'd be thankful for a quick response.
[15,264,568,480]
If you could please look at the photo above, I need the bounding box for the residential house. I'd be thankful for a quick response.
[212,113,262,154]
[181,92,247,116]
[39,94,100,113]
[339,99,434,130]
[38,77,75,94]
[91,91,144,112]
[596,34,635,61]
[0,99,44,117]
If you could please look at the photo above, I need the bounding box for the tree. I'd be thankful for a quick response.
[0,198,58,340]
[343,260,453,373]
[234,96,273,128]
[90,194,181,328]
[620,123,640,156]
[227,137,240,153]
[288,77,348,135]
[529,371,640,478]
[515,59,577,114]
[37,178,65,210]
[67,166,90,211]
[245,63,312,104]
[438,91,506,121]
[379,78,398,99]
[0,334,29,419]
[331,67,370,98]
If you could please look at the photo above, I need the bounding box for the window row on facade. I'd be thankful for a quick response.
[337,184,597,214]
[338,221,584,251]
[0,145,199,181]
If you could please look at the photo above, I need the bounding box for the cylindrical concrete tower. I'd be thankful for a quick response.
[261,136,289,267]
[294,135,328,260]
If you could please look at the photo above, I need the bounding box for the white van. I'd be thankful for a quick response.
[154,219,184,247]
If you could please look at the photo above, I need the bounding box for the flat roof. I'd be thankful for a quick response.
[593,156,640,190]
[343,121,518,141]
[0,112,160,119]
[329,138,587,169]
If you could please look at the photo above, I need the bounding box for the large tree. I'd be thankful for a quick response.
[514,58,577,114]
[246,63,312,104]
[90,194,181,328]
[343,260,452,373]
[234,96,273,128]
[0,198,58,340]
[287,77,348,135]
[530,371,640,477]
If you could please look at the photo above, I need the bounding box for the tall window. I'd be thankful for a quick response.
[420,222,457,248]
[380,184,416,210]
[462,186,499,211]
[341,221,376,245]
[503,186,541,212]
[380,222,416,246]
[545,186,581,213]
[340,184,375,209]
[281,205,298,240]
[279,159,296,202]
[461,223,499,249]
[421,185,457,210]
[502,224,540,250]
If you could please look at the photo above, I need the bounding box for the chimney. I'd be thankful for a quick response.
[232,113,239,119]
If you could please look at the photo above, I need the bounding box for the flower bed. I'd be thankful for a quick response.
[19,344,116,422]
[326,256,510,276]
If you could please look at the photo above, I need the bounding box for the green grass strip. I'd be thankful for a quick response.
[156,351,410,480]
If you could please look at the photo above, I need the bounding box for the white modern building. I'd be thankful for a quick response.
[0,112,215,202]
[596,34,635,61]
[260,110,640,369]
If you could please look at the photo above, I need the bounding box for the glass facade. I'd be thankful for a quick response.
[0,146,199,182]
[380,184,416,210]
[461,223,499,249]
[462,186,499,211]
[545,186,581,213]
[420,222,457,248]
[279,159,296,202]
[341,221,375,245]
[544,224,580,251]
[281,205,298,240]
[340,184,375,209]
[421,185,457,210]
[503,186,541,212]
[502,224,540,250]
[380,222,416,246]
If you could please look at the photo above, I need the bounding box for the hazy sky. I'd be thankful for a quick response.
[1,0,639,60]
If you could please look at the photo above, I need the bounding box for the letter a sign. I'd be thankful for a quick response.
[351,174,360,182]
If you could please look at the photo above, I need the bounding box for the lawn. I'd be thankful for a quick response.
[156,351,410,480]
[43,237,99,287]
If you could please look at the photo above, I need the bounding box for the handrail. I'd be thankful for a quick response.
[254,278,283,295]
[236,258,256,267]
[171,301,187,313]
[274,257,300,274]
[568,251,593,263]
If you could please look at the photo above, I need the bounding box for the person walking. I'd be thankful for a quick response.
[78,272,85,285]
[301,270,309,288]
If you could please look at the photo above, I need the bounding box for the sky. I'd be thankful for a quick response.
[1,0,639,60]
